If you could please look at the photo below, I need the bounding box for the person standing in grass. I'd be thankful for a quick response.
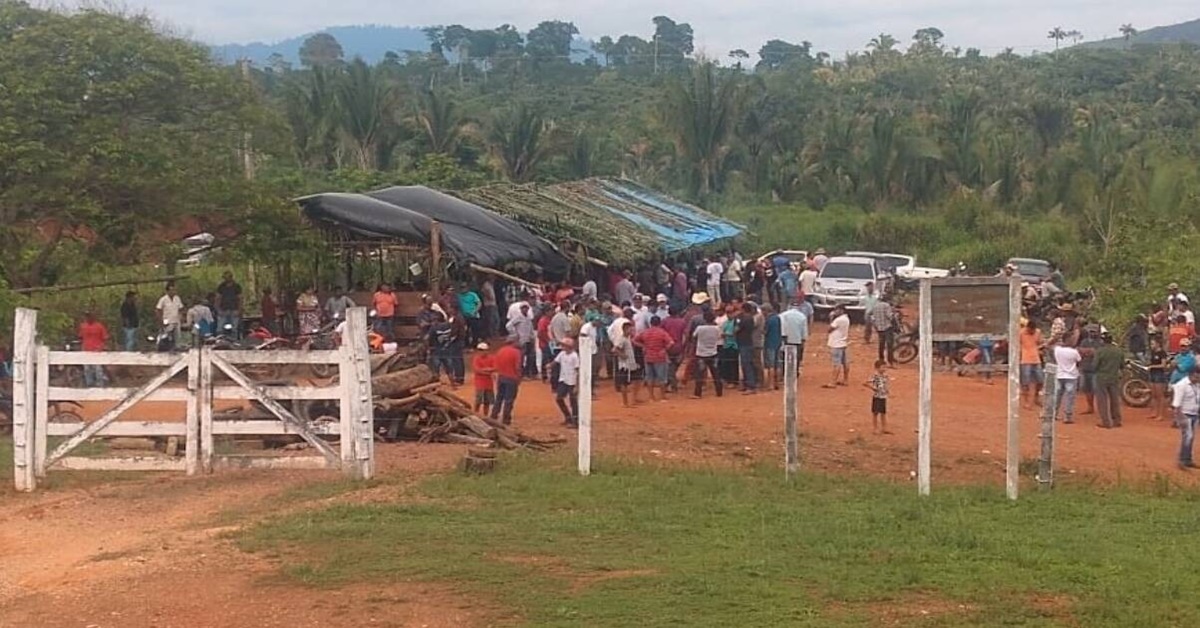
[553,338,580,428]
[863,359,892,435]
[472,342,496,416]
[1172,365,1200,470]
[824,305,850,389]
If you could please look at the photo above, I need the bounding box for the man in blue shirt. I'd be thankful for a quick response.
[457,284,483,345]
[762,304,783,389]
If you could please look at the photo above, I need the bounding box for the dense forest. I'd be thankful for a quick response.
[2,3,1200,321]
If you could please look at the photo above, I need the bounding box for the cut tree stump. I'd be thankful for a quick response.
[461,453,497,475]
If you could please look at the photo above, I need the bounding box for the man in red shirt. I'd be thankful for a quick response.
[536,309,553,382]
[634,316,675,402]
[660,306,688,393]
[78,312,110,387]
[491,335,524,425]
[472,342,496,416]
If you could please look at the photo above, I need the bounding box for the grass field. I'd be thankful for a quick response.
[240,454,1200,627]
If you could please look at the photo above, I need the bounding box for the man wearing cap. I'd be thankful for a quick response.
[823,304,850,388]
[1168,283,1188,314]
[654,294,671,320]
[1173,365,1200,470]
[1177,297,1195,328]
[1049,303,1078,347]
[1052,338,1083,424]
[631,295,652,335]
[1093,330,1124,429]
[491,335,523,425]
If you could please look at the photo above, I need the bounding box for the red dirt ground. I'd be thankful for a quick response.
[1,331,1191,627]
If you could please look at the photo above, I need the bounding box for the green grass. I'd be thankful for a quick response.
[239,454,1200,627]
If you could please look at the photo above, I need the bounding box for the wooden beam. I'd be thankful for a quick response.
[206,350,341,365]
[469,263,539,289]
[578,333,593,477]
[917,280,933,496]
[48,387,191,402]
[11,308,37,491]
[211,386,342,401]
[430,220,442,295]
[783,344,799,480]
[200,346,215,474]
[929,334,1013,343]
[1006,278,1021,501]
[185,348,200,476]
[34,345,50,479]
[54,456,186,472]
[46,354,190,468]
[344,307,375,480]
[211,455,331,471]
[208,353,341,465]
[210,420,341,436]
[47,351,182,367]
[46,422,188,437]
[12,274,189,295]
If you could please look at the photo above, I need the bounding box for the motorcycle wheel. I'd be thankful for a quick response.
[243,364,282,382]
[894,342,918,365]
[309,362,336,379]
[1121,379,1152,408]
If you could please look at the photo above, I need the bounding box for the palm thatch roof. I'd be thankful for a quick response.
[458,178,745,265]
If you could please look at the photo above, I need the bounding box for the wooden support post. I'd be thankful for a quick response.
[430,220,442,295]
[185,348,200,475]
[344,307,375,480]
[34,345,49,478]
[578,333,594,477]
[11,308,37,491]
[200,346,215,474]
[1005,279,1021,500]
[783,344,799,480]
[1038,364,1058,490]
[917,280,933,496]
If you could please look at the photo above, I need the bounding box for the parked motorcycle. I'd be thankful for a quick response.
[51,339,85,387]
[1121,358,1153,408]
[208,324,284,381]
[893,308,919,364]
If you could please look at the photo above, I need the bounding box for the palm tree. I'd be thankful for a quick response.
[1119,23,1138,48]
[661,62,739,196]
[414,88,463,156]
[284,66,340,169]
[489,105,551,182]
[867,33,897,53]
[1048,27,1067,51]
[336,58,398,170]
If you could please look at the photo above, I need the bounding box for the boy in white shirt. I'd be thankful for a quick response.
[553,338,580,428]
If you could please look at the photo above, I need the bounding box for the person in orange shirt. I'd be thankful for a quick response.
[372,283,399,341]
[491,335,523,425]
[1168,315,1192,354]
[78,312,110,388]
[472,342,496,415]
[1018,318,1045,410]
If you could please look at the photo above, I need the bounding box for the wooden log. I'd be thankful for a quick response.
[410,382,442,395]
[373,394,422,413]
[458,416,497,440]
[442,433,493,446]
[371,365,436,398]
[461,454,497,475]
[435,389,472,410]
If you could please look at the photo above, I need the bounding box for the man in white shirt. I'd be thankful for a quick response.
[581,278,598,302]
[631,295,652,335]
[1178,298,1195,327]
[824,305,850,388]
[553,338,580,428]
[1053,344,1083,424]
[505,303,536,377]
[155,283,185,344]
[779,301,810,374]
[506,291,531,322]
[705,258,724,307]
[723,254,744,302]
[1172,366,1200,469]
[799,265,819,301]
[1167,283,1188,315]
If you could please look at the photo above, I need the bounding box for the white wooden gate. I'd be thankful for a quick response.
[10,307,375,491]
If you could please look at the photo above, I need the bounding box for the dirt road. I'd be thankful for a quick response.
[0,336,1190,627]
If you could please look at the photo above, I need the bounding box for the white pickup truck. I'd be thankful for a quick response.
[844,251,948,288]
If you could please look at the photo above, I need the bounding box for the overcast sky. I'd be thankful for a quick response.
[69,0,1198,57]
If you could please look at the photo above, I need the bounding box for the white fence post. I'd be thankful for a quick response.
[185,348,200,475]
[578,333,594,477]
[344,307,374,480]
[783,344,799,480]
[11,308,37,491]
[34,345,50,478]
[917,280,933,496]
[199,345,215,474]
[1006,279,1022,500]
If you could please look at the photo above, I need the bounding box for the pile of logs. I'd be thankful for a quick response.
[372,365,561,451]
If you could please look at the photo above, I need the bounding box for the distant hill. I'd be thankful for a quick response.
[1079,18,1200,49]
[210,25,431,65]
[210,24,596,66]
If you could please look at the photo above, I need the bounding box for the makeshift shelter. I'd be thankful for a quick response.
[297,187,564,273]
[458,178,746,266]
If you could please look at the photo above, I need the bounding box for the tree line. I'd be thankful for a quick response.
[2,3,1199,325]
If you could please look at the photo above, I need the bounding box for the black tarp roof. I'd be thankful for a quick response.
[297,186,566,272]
